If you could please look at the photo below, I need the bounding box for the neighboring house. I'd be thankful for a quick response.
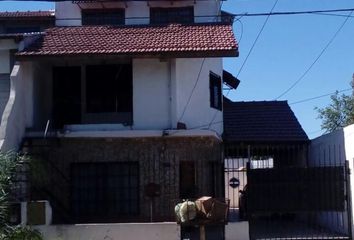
[223,98,309,209]
[0,1,239,239]
[0,11,54,118]
[223,98,352,240]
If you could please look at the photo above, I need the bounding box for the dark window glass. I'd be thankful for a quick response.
[209,72,222,111]
[52,66,82,129]
[86,64,132,113]
[71,162,139,223]
[150,7,194,24]
[5,26,40,34]
[82,9,125,25]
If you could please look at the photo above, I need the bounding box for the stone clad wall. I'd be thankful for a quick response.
[25,136,222,223]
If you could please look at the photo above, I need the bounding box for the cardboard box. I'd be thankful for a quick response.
[195,196,213,217]
[207,199,228,221]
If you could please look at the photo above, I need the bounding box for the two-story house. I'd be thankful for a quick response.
[0,0,239,239]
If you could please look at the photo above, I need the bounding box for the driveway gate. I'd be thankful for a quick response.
[224,144,352,240]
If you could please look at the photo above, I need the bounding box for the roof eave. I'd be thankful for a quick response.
[16,49,239,60]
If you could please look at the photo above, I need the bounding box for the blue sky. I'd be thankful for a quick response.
[0,0,353,139]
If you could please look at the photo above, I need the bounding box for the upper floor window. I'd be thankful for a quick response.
[209,72,222,111]
[82,9,125,26]
[150,7,194,24]
[5,26,40,34]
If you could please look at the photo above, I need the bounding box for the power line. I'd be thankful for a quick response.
[207,0,279,130]
[51,7,354,22]
[176,1,223,124]
[232,8,354,18]
[274,10,353,100]
[236,0,279,78]
[312,12,354,18]
[289,88,352,105]
[177,58,206,123]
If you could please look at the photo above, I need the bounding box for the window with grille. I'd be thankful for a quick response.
[71,162,139,223]
[209,72,222,111]
[82,9,125,25]
[150,7,194,24]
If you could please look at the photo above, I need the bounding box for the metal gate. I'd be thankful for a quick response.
[224,143,352,240]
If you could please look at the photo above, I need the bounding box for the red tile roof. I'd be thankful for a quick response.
[17,23,238,57]
[0,10,55,19]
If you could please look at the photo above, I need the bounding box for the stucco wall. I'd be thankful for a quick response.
[36,223,180,240]
[133,59,170,129]
[309,124,354,235]
[0,50,10,74]
[174,58,223,134]
[55,0,221,26]
[0,62,34,151]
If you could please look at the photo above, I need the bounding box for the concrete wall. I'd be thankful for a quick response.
[0,39,18,124]
[0,62,34,151]
[133,59,170,129]
[174,58,223,134]
[0,74,10,117]
[0,50,10,74]
[36,223,180,240]
[309,124,354,235]
[55,0,221,26]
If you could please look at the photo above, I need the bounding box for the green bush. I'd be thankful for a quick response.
[0,152,43,240]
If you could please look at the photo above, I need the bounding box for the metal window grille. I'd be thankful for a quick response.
[71,162,139,223]
[150,7,194,24]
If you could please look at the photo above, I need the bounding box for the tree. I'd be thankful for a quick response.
[316,76,354,133]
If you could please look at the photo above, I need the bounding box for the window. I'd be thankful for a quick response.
[71,162,139,223]
[209,72,222,111]
[5,26,40,34]
[150,7,194,24]
[86,64,132,114]
[82,9,125,25]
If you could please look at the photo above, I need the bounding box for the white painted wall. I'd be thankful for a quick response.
[0,62,34,151]
[132,58,223,134]
[55,0,221,26]
[0,39,17,74]
[309,124,354,235]
[36,223,180,240]
[133,59,170,130]
[174,58,223,134]
[131,58,223,133]
[0,50,10,74]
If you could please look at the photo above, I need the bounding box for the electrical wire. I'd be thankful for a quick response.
[176,0,223,124]
[206,0,279,130]
[51,8,354,22]
[274,10,353,100]
[236,0,279,78]
[289,88,352,105]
